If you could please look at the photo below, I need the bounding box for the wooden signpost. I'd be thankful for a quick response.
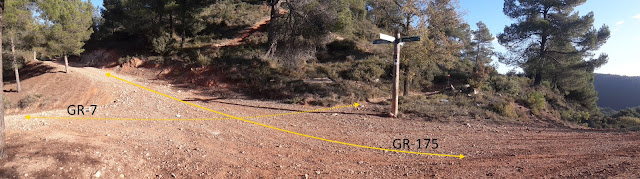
[373,32,420,117]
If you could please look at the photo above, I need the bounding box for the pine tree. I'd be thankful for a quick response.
[4,0,34,92]
[498,0,610,114]
[97,0,125,39]
[498,0,609,85]
[265,0,352,67]
[470,21,494,88]
[37,0,94,73]
[175,0,215,48]
[397,0,427,96]
[425,0,465,68]
[366,0,403,32]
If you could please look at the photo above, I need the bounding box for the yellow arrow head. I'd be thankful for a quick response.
[354,103,360,108]
[25,115,31,120]
[459,154,465,159]
[105,73,112,77]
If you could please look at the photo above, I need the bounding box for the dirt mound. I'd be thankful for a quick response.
[3,61,116,115]
[79,48,120,67]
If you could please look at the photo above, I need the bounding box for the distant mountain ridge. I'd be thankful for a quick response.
[594,73,640,110]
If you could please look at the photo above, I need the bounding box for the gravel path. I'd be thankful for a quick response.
[1,61,638,178]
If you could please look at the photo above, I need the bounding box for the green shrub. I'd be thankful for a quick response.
[606,117,640,131]
[147,56,165,64]
[202,1,268,28]
[617,117,640,130]
[196,54,210,66]
[526,91,546,114]
[118,55,133,64]
[152,32,176,55]
[541,80,552,88]
[18,95,41,109]
[314,64,340,80]
[399,94,483,121]
[489,100,517,118]
[186,49,211,66]
[345,56,385,82]
[244,32,268,45]
[612,106,640,118]
[491,75,521,96]
[284,97,303,105]
[194,34,216,44]
[3,97,13,109]
[561,109,590,123]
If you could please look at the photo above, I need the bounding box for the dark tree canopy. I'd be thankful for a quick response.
[37,0,94,57]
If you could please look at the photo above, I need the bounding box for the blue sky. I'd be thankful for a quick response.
[88,0,640,76]
[91,0,103,8]
[459,0,640,76]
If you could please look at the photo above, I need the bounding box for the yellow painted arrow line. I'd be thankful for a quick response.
[24,103,359,121]
[25,116,230,121]
[105,73,463,159]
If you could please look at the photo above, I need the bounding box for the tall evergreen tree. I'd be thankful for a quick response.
[425,0,464,68]
[37,0,94,73]
[97,0,126,39]
[4,0,34,92]
[498,0,609,85]
[366,0,403,32]
[470,21,494,88]
[397,0,427,96]
[265,0,353,67]
[498,0,610,113]
[175,0,215,48]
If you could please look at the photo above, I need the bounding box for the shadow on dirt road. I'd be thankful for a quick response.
[0,133,101,178]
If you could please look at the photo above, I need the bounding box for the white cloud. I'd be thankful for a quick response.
[616,21,625,25]
[633,14,640,19]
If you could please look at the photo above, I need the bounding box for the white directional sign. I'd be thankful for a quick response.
[372,32,421,117]
[379,33,396,42]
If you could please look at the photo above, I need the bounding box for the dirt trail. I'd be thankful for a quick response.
[1,62,639,178]
[212,17,271,48]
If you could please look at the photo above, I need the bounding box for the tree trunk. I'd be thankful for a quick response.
[534,70,542,86]
[475,43,481,64]
[64,55,69,73]
[534,8,549,86]
[10,37,20,93]
[402,15,412,97]
[475,42,483,80]
[266,0,281,56]
[0,1,7,160]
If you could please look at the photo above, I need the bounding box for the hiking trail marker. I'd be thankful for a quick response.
[373,32,420,117]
